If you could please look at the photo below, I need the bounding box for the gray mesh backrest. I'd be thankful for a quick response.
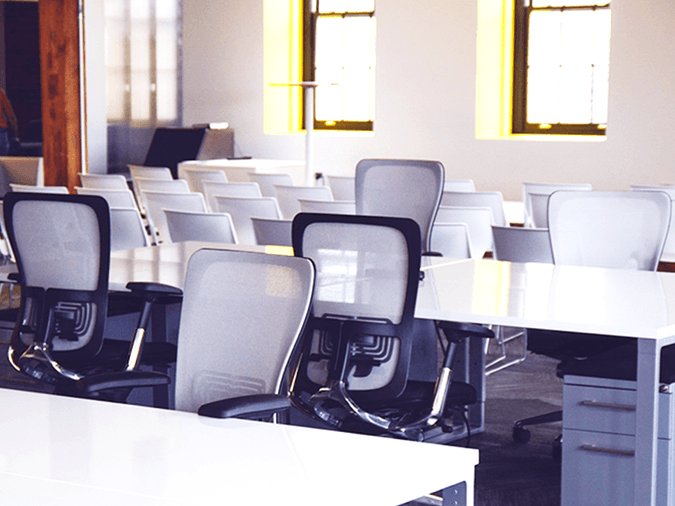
[165,210,238,244]
[440,191,507,227]
[491,225,552,264]
[302,221,410,324]
[355,159,444,253]
[174,249,315,413]
[12,199,101,290]
[214,196,282,245]
[631,185,675,257]
[141,191,207,244]
[274,185,333,219]
[548,190,670,270]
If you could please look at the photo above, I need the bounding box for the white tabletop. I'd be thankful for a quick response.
[0,388,478,506]
[417,257,675,341]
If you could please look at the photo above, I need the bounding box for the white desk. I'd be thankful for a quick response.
[0,387,478,505]
[417,257,675,506]
[111,243,675,504]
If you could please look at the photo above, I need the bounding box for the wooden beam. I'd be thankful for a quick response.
[39,0,82,191]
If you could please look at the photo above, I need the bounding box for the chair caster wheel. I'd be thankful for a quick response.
[552,435,562,461]
[513,425,531,444]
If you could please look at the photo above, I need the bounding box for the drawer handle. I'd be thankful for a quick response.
[579,444,635,457]
[579,400,636,411]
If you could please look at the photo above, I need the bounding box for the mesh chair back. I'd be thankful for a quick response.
[202,181,262,211]
[214,196,282,245]
[79,173,129,190]
[631,185,675,258]
[325,175,355,201]
[76,187,138,210]
[293,213,421,399]
[110,207,150,250]
[355,159,443,253]
[548,190,670,270]
[174,249,315,413]
[248,173,294,197]
[435,206,494,259]
[491,225,552,263]
[440,191,507,226]
[4,193,110,358]
[141,190,208,244]
[165,210,238,244]
[251,217,293,246]
[274,185,333,219]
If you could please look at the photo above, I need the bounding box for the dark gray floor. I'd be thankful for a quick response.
[403,337,564,506]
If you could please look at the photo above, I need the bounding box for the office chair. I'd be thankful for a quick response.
[513,190,671,446]
[248,173,294,198]
[251,217,293,247]
[213,195,283,245]
[440,190,508,227]
[165,209,238,244]
[175,248,315,419]
[444,179,476,192]
[110,207,151,250]
[141,190,208,244]
[180,166,228,194]
[75,187,139,210]
[274,184,334,219]
[355,159,444,255]
[202,181,262,211]
[324,175,355,201]
[435,206,494,258]
[521,182,592,228]
[430,222,474,259]
[289,213,491,441]
[4,193,181,402]
[79,173,129,190]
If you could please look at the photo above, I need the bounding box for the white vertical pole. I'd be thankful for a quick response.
[304,85,315,186]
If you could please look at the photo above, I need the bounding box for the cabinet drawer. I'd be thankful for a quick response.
[563,381,672,438]
[561,429,672,506]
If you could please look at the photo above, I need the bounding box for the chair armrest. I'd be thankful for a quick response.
[126,282,183,301]
[76,370,170,394]
[422,251,443,257]
[439,321,495,342]
[198,394,291,420]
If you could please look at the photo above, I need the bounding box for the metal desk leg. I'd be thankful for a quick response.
[635,338,660,506]
[442,481,467,506]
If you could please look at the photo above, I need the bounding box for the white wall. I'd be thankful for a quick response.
[84,0,107,174]
[183,0,675,201]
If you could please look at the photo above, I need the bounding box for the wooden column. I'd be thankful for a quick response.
[39,0,82,191]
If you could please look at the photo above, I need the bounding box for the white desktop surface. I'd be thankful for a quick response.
[0,388,478,506]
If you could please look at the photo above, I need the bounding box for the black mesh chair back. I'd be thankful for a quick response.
[5,193,110,369]
[355,159,444,254]
[4,192,172,400]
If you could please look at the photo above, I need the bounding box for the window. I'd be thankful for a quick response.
[105,0,181,127]
[512,0,611,135]
[304,0,376,131]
